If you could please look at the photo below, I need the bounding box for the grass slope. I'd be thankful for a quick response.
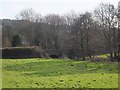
[0,59,2,89]
[2,58,118,88]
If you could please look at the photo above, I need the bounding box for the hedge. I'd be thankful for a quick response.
[2,46,43,59]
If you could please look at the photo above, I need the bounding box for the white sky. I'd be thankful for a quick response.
[0,0,119,19]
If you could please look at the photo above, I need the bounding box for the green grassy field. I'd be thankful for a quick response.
[0,60,2,89]
[2,58,118,88]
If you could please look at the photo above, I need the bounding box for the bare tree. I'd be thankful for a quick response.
[117,1,120,56]
[15,8,43,46]
[44,14,66,50]
[16,8,38,22]
[94,3,117,58]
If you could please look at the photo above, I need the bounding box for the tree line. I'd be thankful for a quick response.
[2,2,120,59]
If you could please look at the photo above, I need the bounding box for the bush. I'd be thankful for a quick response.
[2,46,43,59]
[12,35,22,47]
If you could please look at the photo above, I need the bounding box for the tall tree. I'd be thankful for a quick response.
[94,3,117,58]
[44,14,66,50]
[16,8,39,22]
[117,1,120,56]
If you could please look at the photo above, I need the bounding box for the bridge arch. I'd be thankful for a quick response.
[44,49,61,58]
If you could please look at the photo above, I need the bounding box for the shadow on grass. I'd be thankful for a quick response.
[3,59,118,77]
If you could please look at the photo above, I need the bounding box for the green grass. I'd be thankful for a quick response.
[97,54,110,59]
[2,58,118,88]
[0,59,2,89]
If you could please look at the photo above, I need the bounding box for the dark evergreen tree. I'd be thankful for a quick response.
[12,35,22,47]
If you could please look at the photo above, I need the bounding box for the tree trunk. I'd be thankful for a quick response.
[114,52,117,58]
[118,45,120,56]
[82,57,85,60]
[89,55,91,58]
[110,53,113,58]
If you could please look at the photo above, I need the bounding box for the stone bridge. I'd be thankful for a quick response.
[44,49,61,58]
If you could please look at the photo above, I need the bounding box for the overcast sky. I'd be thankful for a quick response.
[0,0,119,19]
